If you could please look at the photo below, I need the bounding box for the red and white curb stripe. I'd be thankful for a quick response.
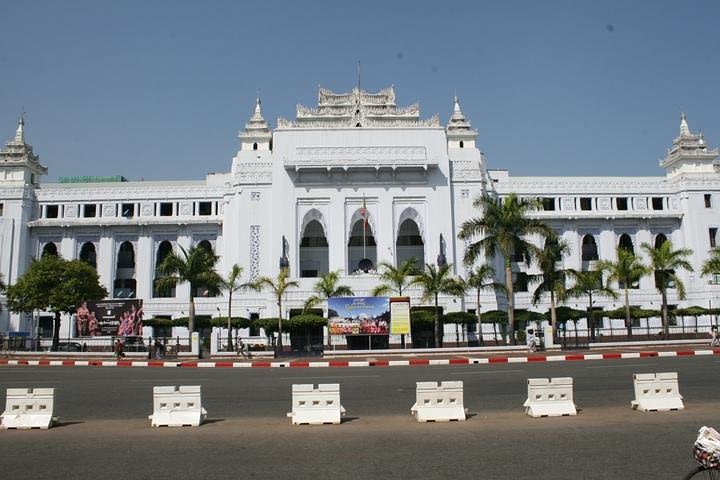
[1,349,718,369]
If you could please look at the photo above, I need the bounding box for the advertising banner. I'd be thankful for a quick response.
[328,297,390,335]
[389,297,411,335]
[75,299,143,336]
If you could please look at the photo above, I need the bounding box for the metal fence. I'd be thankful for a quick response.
[0,335,192,357]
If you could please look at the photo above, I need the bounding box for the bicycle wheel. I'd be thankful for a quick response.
[684,466,720,479]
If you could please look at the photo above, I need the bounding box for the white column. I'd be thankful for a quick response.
[137,231,153,300]
[98,232,114,296]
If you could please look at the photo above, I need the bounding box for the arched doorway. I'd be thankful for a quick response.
[114,241,136,298]
[299,219,329,278]
[655,233,668,249]
[194,240,216,297]
[396,218,424,269]
[618,234,634,254]
[348,220,377,273]
[79,242,97,268]
[42,242,58,257]
[581,235,598,262]
[153,241,175,297]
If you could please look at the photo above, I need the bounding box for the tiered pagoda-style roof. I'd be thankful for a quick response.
[277,86,440,128]
[0,116,47,185]
[660,113,719,177]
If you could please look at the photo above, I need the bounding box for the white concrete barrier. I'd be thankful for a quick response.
[410,381,467,422]
[631,372,684,412]
[1,388,57,429]
[523,377,577,417]
[149,385,207,427]
[287,383,346,425]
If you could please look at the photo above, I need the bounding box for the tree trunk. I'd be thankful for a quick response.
[188,295,196,333]
[624,287,632,338]
[227,291,233,351]
[434,293,442,348]
[51,311,61,351]
[661,287,669,337]
[493,322,498,344]
[588,292,595,342]
[550,290,557,342]
[505,261,515,345]
[476,288,483,345]
[276,295,283,358]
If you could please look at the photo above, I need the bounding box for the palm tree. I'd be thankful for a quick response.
[464,264,497,345]
[303,270,354,312]
[566,266,617,342]
[641,241,694,336]
[599,249,650,338]
[413,263,465,348]
[701,247,720,281]
[371,259,419,296]
[458,193,552,344]
[157,245,221,334]
[217,264,253,351]
[531,236,571,341]
[251,267,299,358]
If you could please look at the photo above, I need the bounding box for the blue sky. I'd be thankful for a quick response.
[1,0,719,181]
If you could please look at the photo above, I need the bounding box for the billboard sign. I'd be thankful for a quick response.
[75,299,143,336]
[328,297,390,335]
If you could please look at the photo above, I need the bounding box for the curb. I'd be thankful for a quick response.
[1,349,718,369]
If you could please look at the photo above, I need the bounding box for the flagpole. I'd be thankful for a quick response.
[362,194,367,259]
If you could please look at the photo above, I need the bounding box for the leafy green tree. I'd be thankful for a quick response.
[0,272,6,292]
[156,245,221,334]
[217,264,252,350]
[641,241,694,336]
[701,247,720,281]
[6,256,107,351]
[413,263,465,348]
[566,266,617,342]
[371,259,419,296]
[464,264,498,345]
[599,249,650,338]
[458,193,552,344]
[303,270,354,312]
[251,267,299,358]
[531,235,571,340]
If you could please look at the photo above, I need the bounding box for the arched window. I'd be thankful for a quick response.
[396,218,424,270]
[114,241,136,298]
[153,241,175,298]
[299,219,329,278]
[459,141,464,148]
[41,242,58,258]
[253,142,258,151]
[581,235,599,262]
[655,233,668,249]
[79,242,97,269]
[618,234,634,254]
[348,220,377,273]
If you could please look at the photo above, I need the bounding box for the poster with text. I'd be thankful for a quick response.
[328,297,390,335]
[390,297,411,335]
[75,299,144,336]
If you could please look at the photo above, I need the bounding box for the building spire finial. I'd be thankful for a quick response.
[14,113,25,143]
[680,112,690,136]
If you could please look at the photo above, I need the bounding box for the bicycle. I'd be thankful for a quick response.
[684,427,720,479]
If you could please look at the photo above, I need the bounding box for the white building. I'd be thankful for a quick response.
[1,85,719,345]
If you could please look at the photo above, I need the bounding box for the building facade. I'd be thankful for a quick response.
[1,85,719,342]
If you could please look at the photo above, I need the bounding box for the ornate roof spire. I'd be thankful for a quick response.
[14,114,25,143]
[680,112,691,137]
[238,96,272,149]
[446,95,478,145]
[661,112,718,177]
